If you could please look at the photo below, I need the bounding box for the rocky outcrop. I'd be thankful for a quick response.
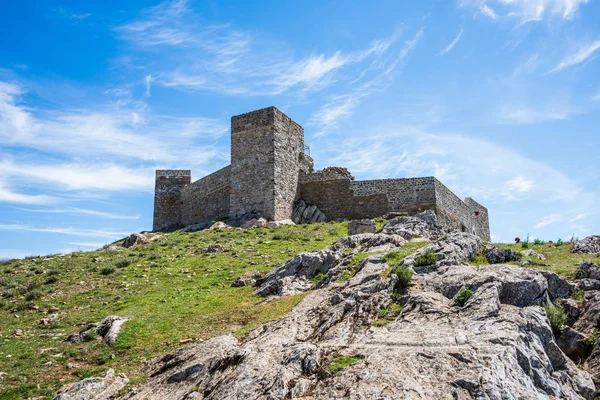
[379,210,440,240]
[485,246,517,264]
[59,219,599,400]
[66,316,128,346]
[348,219,376,235]
[292,200,326,224]
[572,236,600,255]
[54,369,128,400]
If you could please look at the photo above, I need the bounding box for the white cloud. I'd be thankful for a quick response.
[468,0,589,23]
[439,28,464,55]
[0,182,57,205]
[145,74,153,97]
[17,207,140,220]
[115,0,399,96]
[0,224,128,238]
[535,213,561,228]
[550,40,600,73]
[506,176,534,193]
[66,242,106,248]
[308,29,423,136]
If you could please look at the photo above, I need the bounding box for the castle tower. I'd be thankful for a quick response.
[230,107,304,221]
[153,170,191,231]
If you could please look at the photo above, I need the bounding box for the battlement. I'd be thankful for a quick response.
[152,107,490,240]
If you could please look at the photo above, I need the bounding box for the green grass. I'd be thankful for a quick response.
[327,355,365,374]
[0,222,348,399]
[415,249,438,266]
[371,303,402,327]
[495,242,595,279]
[544,301,568,332]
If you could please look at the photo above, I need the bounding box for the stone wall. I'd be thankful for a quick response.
[464,197,490,241]
[273,108,304,221]
[230,107,304,221]
[153,170,191,231]
[299,179,389,220]
[351,177,437,214]
[301,167,354,182]
[179,165,231,226]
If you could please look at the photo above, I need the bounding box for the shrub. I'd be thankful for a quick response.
[395,266,413,291]
[454,288,474,307]
[580,329,598,359]
[556,238,564,246]
[415,250,438,266]
[82,329,98,342]
[115,258,132,269]
[572,289,585,304]
[544,301,567,331]
[2,287,17,298]
[100,265,115,275]
[383,251,403,266]
[24,289,41,301]
[533,239,545,245]
[44,275,59,284]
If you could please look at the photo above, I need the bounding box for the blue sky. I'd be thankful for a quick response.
[1,0,599,258]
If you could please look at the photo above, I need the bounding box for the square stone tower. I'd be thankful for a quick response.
[230,107,304,221]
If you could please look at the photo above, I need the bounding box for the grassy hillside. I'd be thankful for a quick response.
[0,222,597,399]
[0,223,347,399]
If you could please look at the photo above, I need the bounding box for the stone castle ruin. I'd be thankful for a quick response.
[153,106,490,240]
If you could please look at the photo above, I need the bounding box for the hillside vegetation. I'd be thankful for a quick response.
[0,223,347,399]
[0,222,596,399]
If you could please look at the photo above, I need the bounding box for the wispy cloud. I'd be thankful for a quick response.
[144,74,153,97]
[0,182,57,205]
[497,103,576,124]
[550,40,600,73]
[66,242,106,248]
[115,0,398,96]
[506,176,534,193]
[440,28,464,55]
[309,29,424,136]
[0,224,128,238]
[467,0,590,23]
[54,7,91,20]
[535,213,561,228]
[17,207,140,220]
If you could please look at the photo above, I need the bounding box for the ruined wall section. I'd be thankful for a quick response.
[464,197,490,241]
[179,165,231,226]
[273,109,304,221]
[300,167,354,182]
[153,170,191,231]
[351,178,437,214]
[299,179,389,221]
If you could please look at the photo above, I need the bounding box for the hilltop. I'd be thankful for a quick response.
[0,217,599,399]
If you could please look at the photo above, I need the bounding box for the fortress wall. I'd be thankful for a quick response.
[153,170,192,231]
[351,177,437,214]
[273,109,304,221]
[464,197,490,241]
[179,165,231,226]
[433,178,477,235]
[299,179,389,220]
[300,167,354,183]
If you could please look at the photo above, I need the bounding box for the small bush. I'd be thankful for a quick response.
[373,302,403,327]
[44,275,59,284]
[115,258,132,269]
[395,266,413,291]
[544,301,567,331]
[580,329,598,359]
[100,265,116,275]
[454,288,474,307]
[572,289,585,303]
[82,329,98,342]
[533,239,545,245]
[556,238,564,246]
[24,289,41,301]
[2,287,17,298]
[415,250,438,266]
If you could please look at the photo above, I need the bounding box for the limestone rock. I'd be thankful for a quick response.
[96,316,129,346]
[231,271,262,288]
[53,369,128,400]
[292,200,326,224]
[485,246,517,264]
[401,232,481,269]
[123,233,147,248]
[380,211,440,240]
[347,219,376,235]
[558,326,586,358]
[572,236,600,255]
[521,249,547,261]
[241,217,268,229]
[574,291,600,334]
[209,221,230,230]
[266,219,295,228]
[575,262,600,280]
[201,244,224,254]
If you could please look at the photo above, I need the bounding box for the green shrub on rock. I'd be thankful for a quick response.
[395,266,413,291]
[415,249,438,266]
[544,301,567,331]
[454,288,474,307]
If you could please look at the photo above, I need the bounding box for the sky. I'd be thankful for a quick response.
[0,0,599,258]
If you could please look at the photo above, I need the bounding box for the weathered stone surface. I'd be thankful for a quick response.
[240,217,268,229]
[54,369,128,400]
[402,231,482,269]
[266,219,295,228]
[522,249,547,261]
[209,221,230,230]
[574,291,600,334]
[348,219,376,235]
[558,326,586,358]
[231,271,262,288]
[181,222,212,233]
[96,316,129,345]
[292,200,326,225]
[572,236,600,255]
[123,233,147,248]
[201,244,224,254]
[485,246,517,264]
[379,211,440,240]
[575,262,600,280]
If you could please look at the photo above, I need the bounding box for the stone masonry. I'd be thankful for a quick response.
[153,106,491,240]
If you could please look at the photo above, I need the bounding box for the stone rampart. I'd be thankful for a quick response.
[351,177,437,214]
[153,170,191,231]
[179,165,231,226]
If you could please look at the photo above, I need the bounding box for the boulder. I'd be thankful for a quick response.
[575,262,600,280]
[348,219,376,235]
[209,221,230,230]
[485,246,517,264]
[231,271,263,287]
[202,244,224,254]
[380,211,440,240]
[181,222,212,233]
[96,316,129,345]
[292,200,326,224]
[53,369,128,400]
[123,233,147,248]
[557,326,586,358]
[572,236,600,255]
[521,249,547,261]
[266,219,295,228]
[574,291,600,334]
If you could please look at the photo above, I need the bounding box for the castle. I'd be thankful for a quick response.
[153,107,490,240]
